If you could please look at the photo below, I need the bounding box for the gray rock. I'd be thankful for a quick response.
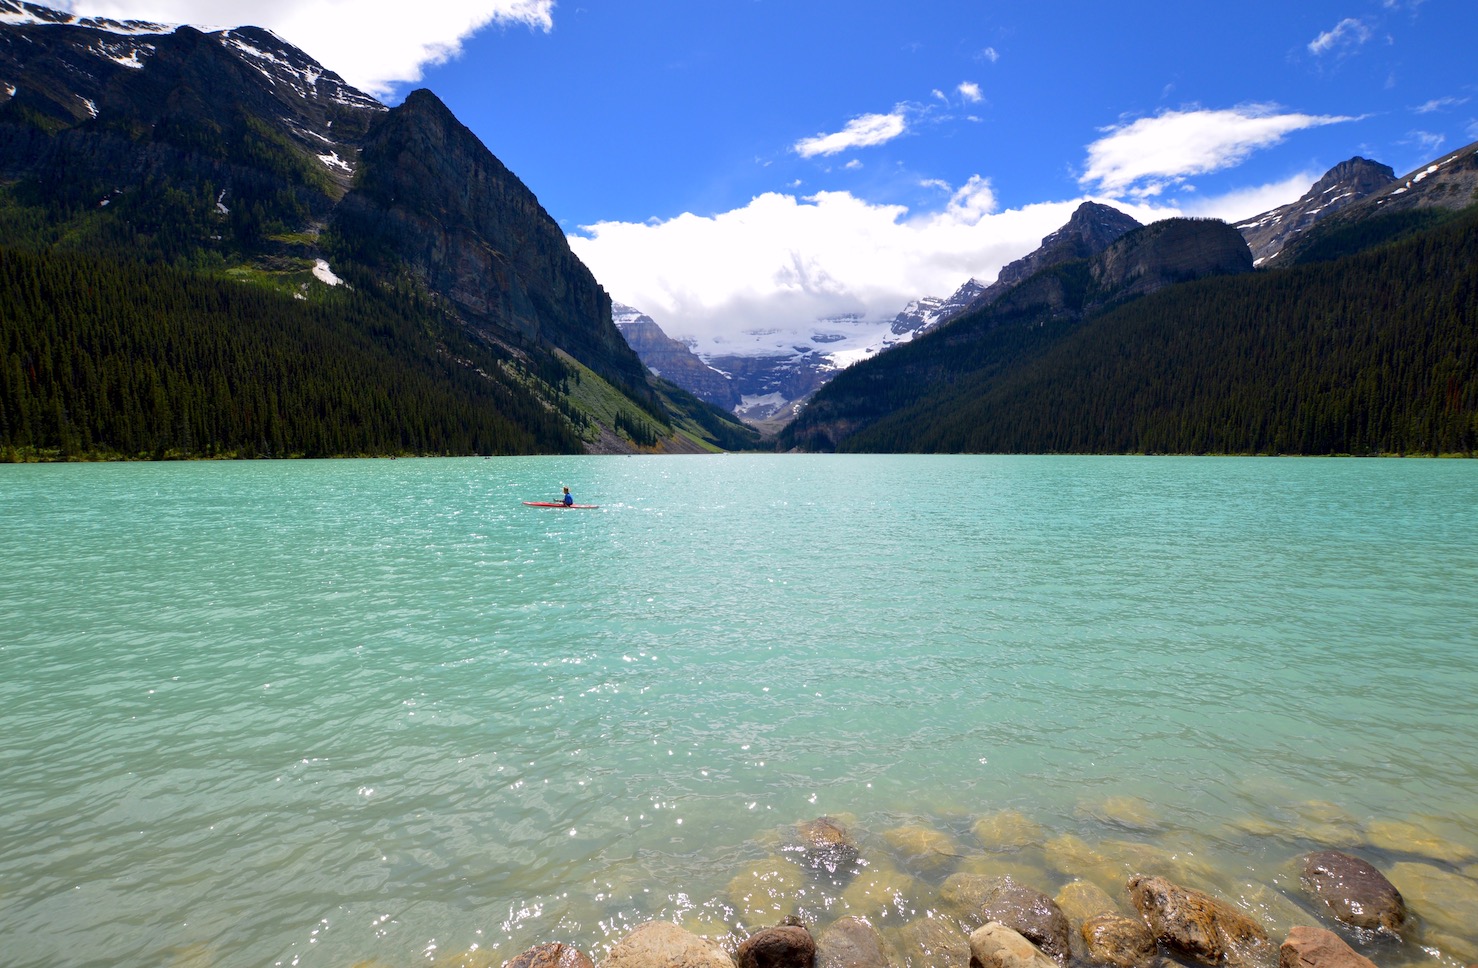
[1279,926,1378,968]
[967,922,1059,968]
[736,924,815,968]
[1299,850,1406,935]
[977,877,1072,966]
[1127,874,1271,967]
[603,921,735,968]
[792,816,861,874]
[1080,914,1157,968]
[816,915,896,968]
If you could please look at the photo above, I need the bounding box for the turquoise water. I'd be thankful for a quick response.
[2,455,1475,968]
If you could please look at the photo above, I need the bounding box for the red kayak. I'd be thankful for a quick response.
[522,501,600,508]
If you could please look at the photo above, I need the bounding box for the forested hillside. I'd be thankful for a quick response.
[785,208,1477,456]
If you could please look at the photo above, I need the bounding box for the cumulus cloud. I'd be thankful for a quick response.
[1308,17,1372,55]
[1180,172,1321,223]
[1080,105,1354,198]
[55,0,554,97]
[568,186,1172,353]
[957,81,983,104]
[794,110,908,158]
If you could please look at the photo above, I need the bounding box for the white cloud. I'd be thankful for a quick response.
[1308,17,1372,55]
[957,81,983,104]
[794,110,908,158]
[1179,172,1320,223]
[569,186,1172,355]
[55,0,554,97]
[1080,105,1354,198]
[1414,95,1469,114]
[979,46,999,63]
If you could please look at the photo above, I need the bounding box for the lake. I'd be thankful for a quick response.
[2,455,1475,967]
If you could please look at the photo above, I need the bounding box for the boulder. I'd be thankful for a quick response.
[1127,875,1271,967]
[896,914,972,968]
[1299,851,1406,935]
[603,921,735,968]
[1080,914,1157,968]
[816,915,897,968]
[1278,926,1377,968]
[968,922,1058,968]
[793,817,861,874]
[505,942,595,968]
[736,923,815,968]
[882,823,962,877]
[1054,880,1121,923]
[973,810,1047,851]
[977,877,1072,966]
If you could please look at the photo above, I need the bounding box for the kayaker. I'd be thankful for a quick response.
[561,486,574,506]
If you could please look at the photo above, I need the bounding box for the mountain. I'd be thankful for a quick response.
[779,216,1259,452]
[968,201,1143,309]
[613,304,740,410]
[888,278,988,337]
[1236,158,1397,266]
[0,1,757,457]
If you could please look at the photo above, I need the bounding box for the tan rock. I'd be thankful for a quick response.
[1386,861,1478,940]
[1364,819,1478,864]
[503,942,595,968]
[604,921,735,968]
[974,810,1047,851]
[1079,796,1160,832]
[882,823,963,877]
[1278,926,1375,968]
[1080,914,1157,968]
[841,858,919,921]
[955,854,1052,885]
[976,877,1071,966]
[794,816,862,874]
[967,922,1057,968]
[727,858,807,926]
[1054,880,1122,922]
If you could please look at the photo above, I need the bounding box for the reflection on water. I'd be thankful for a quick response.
[0,456,1474,967]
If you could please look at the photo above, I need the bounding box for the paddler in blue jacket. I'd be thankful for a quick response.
[561,486,574,506]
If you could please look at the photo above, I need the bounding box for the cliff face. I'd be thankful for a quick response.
[614,305,740,409]
[971,201,1142,310]
[334,89,652,402]
[1091,218,1254,305]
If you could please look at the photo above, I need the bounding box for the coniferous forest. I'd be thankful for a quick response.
[0,245,586,460]
[785,207,1478,456]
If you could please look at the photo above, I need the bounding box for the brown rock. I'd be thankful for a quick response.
[504,942,595,968]
[816,915,897,968]
[1299,851,1406,935]
[1278,926,1377,968]
[736,924,815,968]
[1080,914,1157,968]
[604,921,736,968]
[1127,875,1271,966]
[967,922,1058,968]
[896,914,972,968]
[977,877,1071,966]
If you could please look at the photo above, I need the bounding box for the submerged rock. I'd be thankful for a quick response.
[882,823,963,877]
[968,921,1058,968]
[792,816,861,874]
[1386,861,1478,947]
[1080,914,1157,968]
[1127,874,1271,967]
[604,921,735,968]
[816,915,898,968]
[976,877,1072,966]
[504,942,596,968]
[735,923,815,968]
[840,857,919,920]
[1278,926,1377,968]
[1054,880,1122,923]
[1299,850,1406,935]
[1363,819,1478,865]
[974,810,1047,851]
[895,913,972,968]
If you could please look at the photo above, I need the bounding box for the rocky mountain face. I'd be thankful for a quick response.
[613,304,739,410]
[1236,158,1397,266]
[0,1,697,449]
[1090,217,1253,304]
[888,278,987,337]
[970,201,1142,309]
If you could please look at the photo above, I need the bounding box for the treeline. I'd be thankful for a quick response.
[0,246,586,460]
[838,209,1478,455]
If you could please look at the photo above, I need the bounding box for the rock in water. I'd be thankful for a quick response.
[977,877,1072,966]
[736,924,815,968]
[1279,926,1378,968]
[968,922,1059,968]
[504,942,595,968]
[792,816,860,874]
[604,921,735,968]
[1299,850,1406,935]
[1080,914,1157,968]
[1127,875,1271,967]
[816,915,898,968]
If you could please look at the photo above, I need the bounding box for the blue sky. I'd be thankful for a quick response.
[56,0,1478,352]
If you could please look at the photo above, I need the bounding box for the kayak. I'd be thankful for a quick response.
[522,501,600,508]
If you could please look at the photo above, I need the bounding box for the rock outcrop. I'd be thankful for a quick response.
[604,921,735,968]
[1090,219,1254,308]
[1236,158,1397,266]
[1278,926,1378,968]
[1127,875,1271,967]
[976,877,1072,965]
